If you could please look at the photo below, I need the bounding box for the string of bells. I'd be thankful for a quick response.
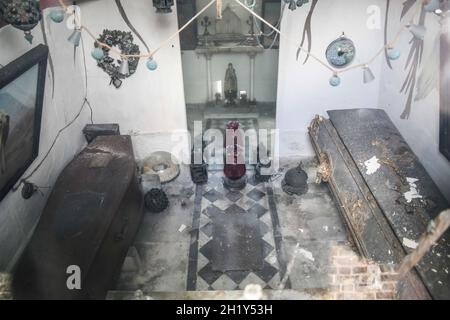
[48,0,442,85]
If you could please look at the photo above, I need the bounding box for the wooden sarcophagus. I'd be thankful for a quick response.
[12,135,143,299]
[309,109,450,300]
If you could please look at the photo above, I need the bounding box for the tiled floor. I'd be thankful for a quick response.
[116,157,354,294]
[272,158,352,290]
[190,171,284,291]
[116,165,194,292]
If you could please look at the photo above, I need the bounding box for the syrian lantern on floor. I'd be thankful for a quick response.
[281,163,309,196]
[223,121,247,191]
[0,0,42,43]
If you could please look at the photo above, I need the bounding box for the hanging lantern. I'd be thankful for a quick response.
[285,0,310,11]
[152,0,174,14]
[0,0,42,43]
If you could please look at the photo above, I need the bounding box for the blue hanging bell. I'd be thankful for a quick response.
[329,74,341,87]
[91,47,104,60]
[387,48,401,60]
[49,8,65,23]
[146,59,158,71]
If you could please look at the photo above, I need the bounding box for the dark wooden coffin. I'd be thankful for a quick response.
[309,109,450,300]
[12,135,143,300]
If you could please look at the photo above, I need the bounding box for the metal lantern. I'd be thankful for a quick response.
[0,0,42,43]
[152,0,174,13]
[284,0,310,11]
[281,163,309,196]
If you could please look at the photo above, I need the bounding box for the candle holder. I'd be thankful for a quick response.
[240,91,248,105]
[215,92,222,105]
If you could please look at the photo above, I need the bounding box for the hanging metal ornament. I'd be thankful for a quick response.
[0,0,42,43]
[284,0,309,11]
[152,0,174,13]
[95,29,140,89]
[325,33,356,68]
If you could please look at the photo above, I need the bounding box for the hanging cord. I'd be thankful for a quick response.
[81,34,94,124]
[337,3,422,74]
[58,0,217,59]
[13,34,94,192]
[234,0,424,75]
[253,2,285,49]
[55,0,426,75]
[13,98,91,191]
[234,0,334,72]
[253,1,285,38]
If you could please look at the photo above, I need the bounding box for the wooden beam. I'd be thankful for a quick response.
[217,0,223,19]
[397,210,450,278]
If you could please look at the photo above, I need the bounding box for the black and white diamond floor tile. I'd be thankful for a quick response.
[203,188,223,203]
[248,203,269,218]
[193,172,283,290]
[246,188,266,202]
[211,274,239,291]
[235,197,256,210]
[225,190,244,202]
[212,198,233,211]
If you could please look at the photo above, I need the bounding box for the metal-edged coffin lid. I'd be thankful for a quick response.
[12,135,137,299]
[316,108,449,299]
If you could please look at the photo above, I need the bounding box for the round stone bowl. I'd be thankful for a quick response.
[142,151,180,183]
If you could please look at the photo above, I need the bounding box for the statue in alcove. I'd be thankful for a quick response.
[224,63,238,105]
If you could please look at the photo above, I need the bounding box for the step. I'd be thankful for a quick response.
[106,289,329,300]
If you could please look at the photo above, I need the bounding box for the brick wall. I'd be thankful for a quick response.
[329,245,398,300]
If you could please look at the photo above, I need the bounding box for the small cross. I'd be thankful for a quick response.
[201,16,211,36]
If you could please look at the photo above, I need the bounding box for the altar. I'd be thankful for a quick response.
[194,5,264,103]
